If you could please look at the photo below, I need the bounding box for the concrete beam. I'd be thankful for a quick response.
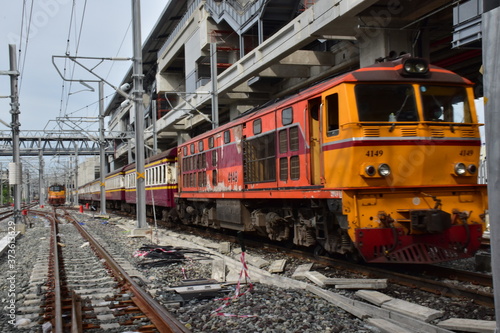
[259,64,310,78]
[278,50,336,66]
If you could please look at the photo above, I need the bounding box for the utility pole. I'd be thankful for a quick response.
[132,0,147,231]
[38,148,45,206]
[99,81,107,215]
[482,2,500,332]
[73,146,79,205]
[7,44,22,225]
[210,41,219,129]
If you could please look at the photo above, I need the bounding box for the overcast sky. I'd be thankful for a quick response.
[0,0,167,133]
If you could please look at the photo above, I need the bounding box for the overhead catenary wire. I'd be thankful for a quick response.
[18,0,35,94]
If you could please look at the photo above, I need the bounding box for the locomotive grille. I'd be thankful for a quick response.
[363,128,380,137]
[430,129,445,137]
[400,128,417,137]
[460,129,476,137]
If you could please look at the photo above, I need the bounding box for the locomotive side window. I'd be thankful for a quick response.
[254,119,262,135]
[282,107,293,125]
[243,132,276,183]
[326,94,339,137]
[183,146,187,155]
[190,143,195,154]
[355,84,418,122]
[224,130,231,143]
[420,86,472,123]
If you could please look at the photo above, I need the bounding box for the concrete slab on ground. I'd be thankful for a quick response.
[212,259,226,281]
[291,263,314,280]
[304,271,327,287]
[355,290,393,306]
[382,298,443,322]
[268,259,287,273]
[437,318,496,333]
[366,318,415,333]
[128,228,151,237]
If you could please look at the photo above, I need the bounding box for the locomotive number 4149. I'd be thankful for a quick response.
[365,150,384,157]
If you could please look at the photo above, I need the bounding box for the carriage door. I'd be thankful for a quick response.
[308,97,322,185]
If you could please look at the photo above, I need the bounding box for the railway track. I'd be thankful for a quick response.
[24,208,190,332]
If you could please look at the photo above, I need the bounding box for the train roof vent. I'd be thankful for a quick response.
[430,129,445,138]
[460,129,476,138]
[363,128,380,137]
[400,128,417,137]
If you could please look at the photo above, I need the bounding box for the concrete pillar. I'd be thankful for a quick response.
[357,29,412,68]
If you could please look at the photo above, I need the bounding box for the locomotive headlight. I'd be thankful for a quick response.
[415,62,427,73]
[454,163,467,176]
[365,165,376,176]
[467,164,477,174]
[378,163,391,177]
[401,58,429,76]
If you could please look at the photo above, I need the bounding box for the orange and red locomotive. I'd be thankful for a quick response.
[176,55,487,264]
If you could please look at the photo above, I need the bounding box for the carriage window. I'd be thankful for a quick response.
[253,119,262,134]
[243,132,276,183]
[190,143,195,154]
[224,130,231,143]
[326,94,339,136]
[208,136,214,148]
[198,141,204,152]
[282,107,293,125]
[420,85,472,123]
[355,84,418,122]
[183,146,187,155]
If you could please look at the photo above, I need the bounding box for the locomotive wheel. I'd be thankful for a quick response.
[313,244,326,258]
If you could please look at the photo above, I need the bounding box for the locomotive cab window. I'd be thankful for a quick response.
[326,93,339,136]
[282,107,293,125]
[253,119,262,135]
[355,84,418,122]
[224,130,231,143]
[420,86,472,123]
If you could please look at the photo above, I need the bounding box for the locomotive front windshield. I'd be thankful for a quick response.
[420,85,472,123]
[355,84,473,124]
[355,84,418,122]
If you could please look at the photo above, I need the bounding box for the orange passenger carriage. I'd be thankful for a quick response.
[176,55,488,264]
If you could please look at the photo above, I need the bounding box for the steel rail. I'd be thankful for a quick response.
[69,215,190,333]
[50,209,64,333]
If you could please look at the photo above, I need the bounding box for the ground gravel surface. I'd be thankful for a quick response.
[0,209,495,332]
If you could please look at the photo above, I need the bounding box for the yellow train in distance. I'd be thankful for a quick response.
[48,184,66,206]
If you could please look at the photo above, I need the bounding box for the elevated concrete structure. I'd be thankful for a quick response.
[102,0,484,169]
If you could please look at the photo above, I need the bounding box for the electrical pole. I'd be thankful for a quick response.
[8,44,22,225]
[482,2,500,331]
[39,148,44,206]
[210,41,219,129]
[99,81,107,215]
[132,0,147,231]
